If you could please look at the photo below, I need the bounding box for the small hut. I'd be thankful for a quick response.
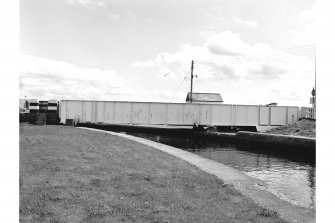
[186,92,223,104]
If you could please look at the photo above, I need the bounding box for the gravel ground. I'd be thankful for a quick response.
[20,125,287,222]
[265,119,315,138]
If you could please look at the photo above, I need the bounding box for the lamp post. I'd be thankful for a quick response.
[311,87,315,108]
[312,54,316,108]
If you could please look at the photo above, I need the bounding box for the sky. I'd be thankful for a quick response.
[20,0,316,106]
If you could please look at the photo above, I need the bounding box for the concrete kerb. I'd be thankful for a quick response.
[78,127,315,223]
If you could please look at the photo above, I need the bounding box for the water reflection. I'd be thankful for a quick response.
[128,132,316,209]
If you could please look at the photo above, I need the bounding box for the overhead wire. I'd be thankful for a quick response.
[196,48,315,66]
[196,44,314,60]
[196,44,315,65]
[162,72,169,78]
[169,68,191,102]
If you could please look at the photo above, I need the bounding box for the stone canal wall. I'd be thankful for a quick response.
[235,131,315,149]
[77,123,315,150]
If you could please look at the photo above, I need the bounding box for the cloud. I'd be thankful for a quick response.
[20,54,128,100]
[131,30,315,106]
[290,7,316,44]
[247,64,288,80]
[133,31,294,81]
[132,60,155,68]
[208,64,236,80]
[133,44,213,79]
[298,8,315,24]
[205,31,253,56]
[65,0,107,9]
[234,17,259,29]
[108,14,121,20]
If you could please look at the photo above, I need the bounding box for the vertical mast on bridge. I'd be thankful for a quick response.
[190,60,194,103]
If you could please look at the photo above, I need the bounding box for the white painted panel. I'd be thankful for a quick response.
[104,102,115,123]
[150,103,166,124]
[199,105,212,125]
[287,107,298,124]
[299,107,307,119]
[212,105,233,126]
[132,103,150,124]
[96,102,105,123]
[183,104,200,125]
[246,106,259,125]
[259,107,269,125]
[84,101,93,122]
[270,107,287,125]
[166,104,183,125]
[66,101,83,122]
[234,105,262,126]
[91,102,96,123]
[60,101,67,123]
[235,106,248,125]
[114,102,131,124]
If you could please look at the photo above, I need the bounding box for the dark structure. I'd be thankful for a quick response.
[39,101,49,113]
[19,99,59,124]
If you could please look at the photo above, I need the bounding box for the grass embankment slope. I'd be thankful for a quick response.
[265,119,315,138]
[20,125,287,222]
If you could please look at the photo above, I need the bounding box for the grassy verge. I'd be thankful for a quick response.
[265,119,315,138]
[20,125,287,222]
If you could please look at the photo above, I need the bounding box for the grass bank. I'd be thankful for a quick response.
[20,125,287,222]
[265,119,315,138]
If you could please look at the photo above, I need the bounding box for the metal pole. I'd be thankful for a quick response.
[314,53,316,108]
[190,60,194,103]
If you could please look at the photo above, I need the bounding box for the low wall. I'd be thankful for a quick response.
[235,131,316,149]
[77,123,315,151]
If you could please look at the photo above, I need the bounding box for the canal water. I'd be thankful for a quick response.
[124,132,315,209]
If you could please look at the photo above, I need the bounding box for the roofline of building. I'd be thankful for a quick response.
[187,92,222,95]
[187,100,224,102]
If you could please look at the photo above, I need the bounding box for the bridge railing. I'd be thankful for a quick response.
[305,107,316,120]
[300,107,316,120]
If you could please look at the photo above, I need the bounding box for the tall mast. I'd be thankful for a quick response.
[190,60,194,103]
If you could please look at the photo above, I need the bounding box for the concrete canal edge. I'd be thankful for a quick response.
[201,131,315,149]
[77,123,316,150]
[78,127,315,223]
[235,131,316,149]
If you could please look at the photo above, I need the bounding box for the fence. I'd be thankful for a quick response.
[305,107,316,120]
